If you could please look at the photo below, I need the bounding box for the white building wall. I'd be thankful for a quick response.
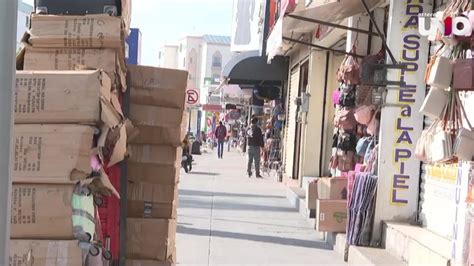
[16,1,32,51]
[159,46,179,69]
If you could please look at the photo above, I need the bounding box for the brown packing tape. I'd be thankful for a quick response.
[29,14,123,49]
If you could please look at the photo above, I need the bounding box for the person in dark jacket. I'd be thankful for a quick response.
[215,121,227,159]
[247,117,264,178]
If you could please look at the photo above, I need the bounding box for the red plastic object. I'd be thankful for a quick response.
[98,165,121,261]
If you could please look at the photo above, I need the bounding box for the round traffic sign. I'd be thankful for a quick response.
[186,89,199,105]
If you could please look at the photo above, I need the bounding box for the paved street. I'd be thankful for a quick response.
[176,149,345,266]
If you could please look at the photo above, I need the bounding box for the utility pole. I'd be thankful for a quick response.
[0,0,18,264]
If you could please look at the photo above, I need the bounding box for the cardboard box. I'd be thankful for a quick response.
[127,163,180,184]
[11,184,95,239]
[126,219,176,261]
[15,70,112,124]
[126,260,175,266]
[23,47,126,89]
[10,240,83,266]
[128,65,188,110]
[315,200,348,233]
[13,125,94,184]
[317,177,348,200]
[130,104,183,128]
[127,182,177,219]
[306,181,318,210]
[129,145,181,166]
[29,14,123,48]
[130,125,186,147]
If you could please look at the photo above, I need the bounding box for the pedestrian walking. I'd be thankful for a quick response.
[215,121,227,159]
[247,117,264,178]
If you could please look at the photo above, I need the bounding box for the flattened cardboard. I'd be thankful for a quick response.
[129,104,183,127]
[306,181,318,210]
[130,125,185,147]
[13,125,94,184]
[317,177,348,200]
[15,70,111,124]
[23,47,126,89]
[129,145,181,166]
[128,182,177,219]
[10,240,83,266]
[128,65,188,109]
[315,200,348,233]
[126,219,176,261]
[29,14,123,48]
[127,163,180,184]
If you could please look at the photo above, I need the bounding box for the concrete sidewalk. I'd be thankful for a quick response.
[176,150,346,266]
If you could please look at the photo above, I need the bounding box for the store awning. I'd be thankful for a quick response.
[222,51,289,86]
[267,0,384,61]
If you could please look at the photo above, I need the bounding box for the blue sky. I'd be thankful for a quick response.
[23,0,234,66]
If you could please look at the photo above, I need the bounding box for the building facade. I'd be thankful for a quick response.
[158,35,233,136]
[226,0,474,264]
[16,0,33,51]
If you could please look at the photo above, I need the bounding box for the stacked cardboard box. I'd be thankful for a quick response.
[315,177,349,233]
[125,65,188,266]
[10,4,131,264]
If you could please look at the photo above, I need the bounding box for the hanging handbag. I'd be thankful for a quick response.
[415,122,437,162]
[332,89,342,105]
[454,128,474,161]
[427,55,453,89]
[366,111,380,136]
[339,85,356,107]
[354,105,375,125]
[337,150,355,172]
[356,137,372,157]
[337,45,361,85]
[338,133,357,152]
[453,58,474,91]
[431,125,454,163]
[453,92,474,161]
[334,107,357,131]
[419,87,449,119]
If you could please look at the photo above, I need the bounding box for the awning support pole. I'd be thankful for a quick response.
[286,14,381,37]
[360,0,398,64]
[282,36,365,58]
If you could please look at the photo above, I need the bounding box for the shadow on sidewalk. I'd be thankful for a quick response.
[179,198,298,213]
[177,225,331,250]
[179,189,286,199]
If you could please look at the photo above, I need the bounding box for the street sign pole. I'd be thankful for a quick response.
[0,0,18,263]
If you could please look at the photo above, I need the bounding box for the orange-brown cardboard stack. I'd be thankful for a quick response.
[10,3,131,264]
[125,65,188,266]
